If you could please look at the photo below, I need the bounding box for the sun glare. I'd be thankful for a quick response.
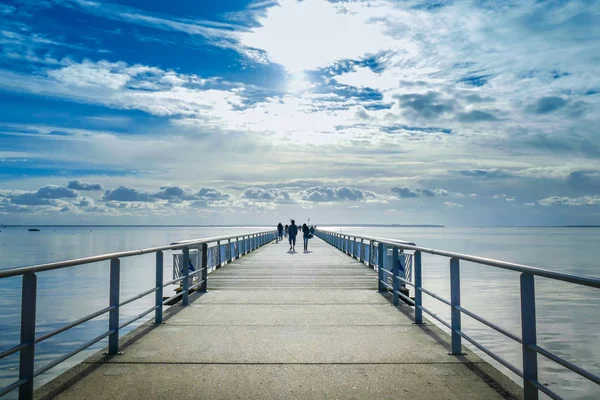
[286,73,312,93]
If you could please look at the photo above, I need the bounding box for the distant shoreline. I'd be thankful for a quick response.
[0,224,445,228]
[1,224,599,228]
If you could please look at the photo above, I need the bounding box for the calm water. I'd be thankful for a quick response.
[0,226,599,399]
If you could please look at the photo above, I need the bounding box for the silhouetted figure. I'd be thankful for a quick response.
[277,222,283,241]
[302,223,310,252]
[288,220,298,251]
[284,224,289,237]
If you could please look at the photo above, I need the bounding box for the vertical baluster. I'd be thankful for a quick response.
[19,272,37,399]
[216,241,221,268]
[236,238,240,259]
[201,243,208,292]
[182,247,190,306]
[154,251,163,324]
[359,239,364,263]
[228,239,232,263]
[520,273,539,400]
[392,247,399,305]
[449,258,463,355]
[413,251,423,324]
[378,243,385,293]
[108,258,120,354]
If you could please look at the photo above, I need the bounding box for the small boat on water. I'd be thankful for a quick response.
[28,228,40,232]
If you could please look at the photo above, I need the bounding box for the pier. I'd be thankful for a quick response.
[1,229,599,399]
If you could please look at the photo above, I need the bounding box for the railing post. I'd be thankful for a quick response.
[378,243,385,292]
[19,272,37,400]
[392,247,400,305]
[201,243,208,292]
[520,273,539,400]
[228,239,232,263]
[359,239,364,263]
[369,241,375,269]
[236,238,240,259]
[414,251,423,324]
[216,241,221,268]
[449,257,463,355]
[108,258,120,355]
[182,247,190,306]
[154,251,163,324]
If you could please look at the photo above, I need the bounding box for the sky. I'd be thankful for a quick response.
[0,0,599,226]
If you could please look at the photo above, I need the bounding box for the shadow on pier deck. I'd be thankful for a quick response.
[36,238,522,399]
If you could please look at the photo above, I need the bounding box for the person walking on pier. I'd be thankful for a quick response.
[288,220,298,252]
[302,223,311,252]
[277,222,283,242]
[284,224,289,238]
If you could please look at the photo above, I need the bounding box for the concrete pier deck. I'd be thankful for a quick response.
[37,238,522,399]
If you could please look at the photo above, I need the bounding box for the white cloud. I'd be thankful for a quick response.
[538,195,600,207]
[444,202,463,209]
[239,0,400,74]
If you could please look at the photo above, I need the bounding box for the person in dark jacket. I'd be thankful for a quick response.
[302,223,311,251]
[277,222,283,242]
[288,220,298,251]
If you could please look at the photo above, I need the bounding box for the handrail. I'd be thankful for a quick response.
[0,229,277,399]
[0,230,275,279]
[315,229,600,400]
[317,228,600,289]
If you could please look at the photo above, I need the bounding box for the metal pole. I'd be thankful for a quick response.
[108,258,120,355]
[19,272,37,400]
[236,238,240,259]
[154,251,163,324]
[449,257,463,355]
[378,243,385,293]
[392,247,399,305]
[520,273,539,400]
[216,241,221,268]
[201,243,208,292]
[228,239,232,263]
[182,247,190,306]
[359,239,364,263]
[414,251,423,324]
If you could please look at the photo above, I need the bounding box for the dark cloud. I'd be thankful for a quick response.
[463,94,496,103]
[197,187,230,200]
[391,187,419,198]
[381,124,451,134]
[450,169,512,179]
[394,92,454,119]
[299,186,377,202]
[67,180,104,191]
[102,186,155,202]
[391,187,449,198]
[567,171,600,193]
[8,193,58,206]
[241,188,291,202]
[530,96,568,114]
[153,186,229,202]
[456,110,497,122]
[36,185,79,199]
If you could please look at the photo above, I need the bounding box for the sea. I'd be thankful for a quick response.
[0,226,599,399]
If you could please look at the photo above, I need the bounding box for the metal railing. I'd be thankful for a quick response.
[0,230,277,399]
[315,229,600,400]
